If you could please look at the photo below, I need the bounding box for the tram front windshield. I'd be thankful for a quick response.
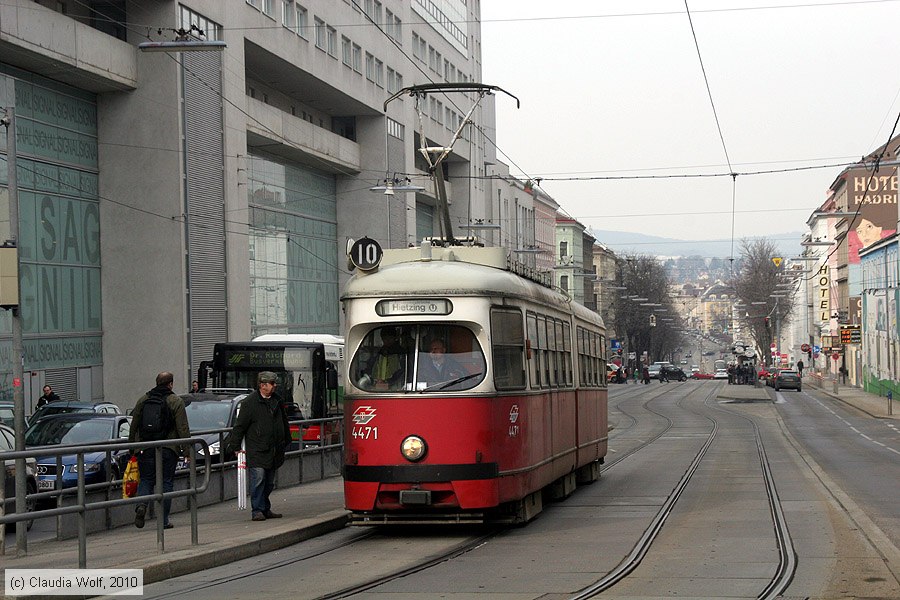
[350,325,486,393]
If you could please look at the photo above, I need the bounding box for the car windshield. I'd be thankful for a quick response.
[349,324,486,393]
[25,418,114,446]
[185,401,234,431]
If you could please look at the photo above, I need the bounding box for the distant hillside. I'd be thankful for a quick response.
[591,229,804,260]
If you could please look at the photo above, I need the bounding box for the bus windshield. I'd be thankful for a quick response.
[350,325,486,393]
[204,342,336,420]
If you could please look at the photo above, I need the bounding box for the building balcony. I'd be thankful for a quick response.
[245,96,361,173]
[0,0,137,92]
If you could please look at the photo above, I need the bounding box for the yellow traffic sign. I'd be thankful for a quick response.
[772,257,783,267]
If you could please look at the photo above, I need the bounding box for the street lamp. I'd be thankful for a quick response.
[369,176,425,248]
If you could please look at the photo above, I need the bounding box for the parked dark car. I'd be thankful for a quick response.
[25,414,131,493]
[28,401,123,427]
[773,370,802,392]
[660,365,688,382]
[176,391,249,470]
[0,423,37,529]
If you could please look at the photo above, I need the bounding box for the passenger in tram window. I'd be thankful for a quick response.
[368,328,408,390]
[417,338,467,387]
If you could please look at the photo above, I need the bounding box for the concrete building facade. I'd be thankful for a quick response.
[0,0,495,408]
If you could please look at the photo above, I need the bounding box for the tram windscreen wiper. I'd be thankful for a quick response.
[420,372,483,393]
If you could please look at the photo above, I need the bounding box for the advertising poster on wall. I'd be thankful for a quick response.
[846,167,897,265]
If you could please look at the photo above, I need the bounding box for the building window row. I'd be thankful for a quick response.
[180,5,222,41]
[413,34,467,84]
[414,0,467,49]
[281,1,308,39]
[247,0,275,18]
[387,118,405,140]
[383,9,402,43]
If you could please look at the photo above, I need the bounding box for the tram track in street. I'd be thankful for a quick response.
[309,382,797,599]
[568,381,795,599]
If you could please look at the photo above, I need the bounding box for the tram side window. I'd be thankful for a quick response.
[563,322,572,386]
[539,316,551,387]
[526,312,541,389]
[547,318,558,387]
[555,319,566,387]
[577,326,603,387]
[491,308,526,390]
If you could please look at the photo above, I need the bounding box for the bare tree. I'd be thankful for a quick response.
[612,255,679,367]
[730,238,797,363]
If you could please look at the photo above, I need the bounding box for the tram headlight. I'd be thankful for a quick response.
[400,435,427,462]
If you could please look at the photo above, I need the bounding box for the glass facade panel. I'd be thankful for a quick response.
[0,69,102,397]
[247,154,339,336]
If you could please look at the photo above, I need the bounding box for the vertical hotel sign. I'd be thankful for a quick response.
[817,264,830,321]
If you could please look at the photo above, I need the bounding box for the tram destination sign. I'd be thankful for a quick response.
[376,298,452,316]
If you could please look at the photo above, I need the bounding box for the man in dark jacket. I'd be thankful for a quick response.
[129,371,190,530]
[35,385,60,409]
[225,371,291,522]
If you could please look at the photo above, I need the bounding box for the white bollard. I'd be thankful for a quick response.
[237,448,247,510]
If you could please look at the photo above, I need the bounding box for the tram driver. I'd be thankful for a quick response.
[417,338,467,388]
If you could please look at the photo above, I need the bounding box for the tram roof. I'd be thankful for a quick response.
[342,245,603,326]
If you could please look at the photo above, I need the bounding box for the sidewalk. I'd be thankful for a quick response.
[1,476,348,597]
[809,376,900,420]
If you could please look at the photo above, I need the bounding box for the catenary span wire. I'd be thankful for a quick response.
[683,0,738,275]
[500,154,864,177]
[484,158,871,182]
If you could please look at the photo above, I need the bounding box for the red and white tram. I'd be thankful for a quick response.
[341,243,608,524]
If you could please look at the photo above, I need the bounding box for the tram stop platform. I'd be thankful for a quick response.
[1,476,348,598]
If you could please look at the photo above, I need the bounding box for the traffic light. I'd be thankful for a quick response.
[649,314,657,327]
[764,317,770,328]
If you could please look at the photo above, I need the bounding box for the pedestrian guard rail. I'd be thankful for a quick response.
[0,415,344,567]
[0,436,211,566]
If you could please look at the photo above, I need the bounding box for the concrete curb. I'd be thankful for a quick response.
[12,510,350,600]
[137,510,350,583]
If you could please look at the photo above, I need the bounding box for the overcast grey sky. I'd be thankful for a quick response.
[480,0,900,253]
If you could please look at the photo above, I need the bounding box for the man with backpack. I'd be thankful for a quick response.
[129,371,189,530]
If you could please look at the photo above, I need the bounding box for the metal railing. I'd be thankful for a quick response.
[0,415,345,566]
[0,437,211,566]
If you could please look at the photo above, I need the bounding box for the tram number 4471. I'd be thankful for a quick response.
[352,426,378,440]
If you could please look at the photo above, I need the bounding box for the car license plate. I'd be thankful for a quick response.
[38,479,55,491]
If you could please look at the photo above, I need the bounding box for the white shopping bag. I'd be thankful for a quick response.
[237,445,247,510]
